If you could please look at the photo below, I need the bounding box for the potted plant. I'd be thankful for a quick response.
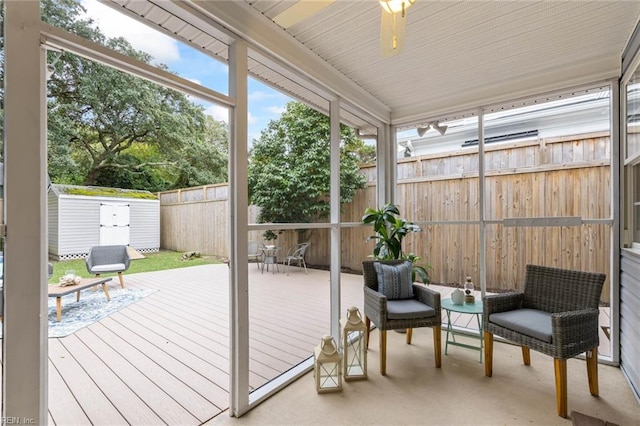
[362,203,431,284]
[262,230,280,245]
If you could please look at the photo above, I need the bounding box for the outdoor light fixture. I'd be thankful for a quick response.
[417,125,430,137]
[380,0,416,57]
[313,335,343,393]
[340,307,368,381]
[416,121,448,137]
[432,121,448,135]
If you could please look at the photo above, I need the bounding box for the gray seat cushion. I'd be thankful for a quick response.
[489,308,552,343]
[387,299,436,320]
[90,263,127,273]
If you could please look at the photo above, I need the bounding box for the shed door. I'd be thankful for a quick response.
[100,202,130,245]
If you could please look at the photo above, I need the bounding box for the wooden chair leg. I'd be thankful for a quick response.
[522,346,531,365]
[406,328,413,344]
[433,325,442,368]
[365,317,371,349]
[117,272,125,288]
[484,331,493,377]
[380,330,387,376]
[554,358,568,418]
[586,348,599,396]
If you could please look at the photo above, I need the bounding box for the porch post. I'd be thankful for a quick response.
[329,99,341,339]
[228,39,249,417]
[376,123,396,206]
[478,108,487,298]
[3,1,49,422]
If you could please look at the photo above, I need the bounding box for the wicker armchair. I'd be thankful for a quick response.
[363,260,441,375]
[483,264,606,418]
[86,245,131,288]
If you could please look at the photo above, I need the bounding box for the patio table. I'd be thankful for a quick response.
[47,277,112,321]
[260,246,281,273]
[442,298,484,362]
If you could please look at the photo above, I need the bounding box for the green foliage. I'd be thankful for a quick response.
[58,186,157,200]
[362,204,431,284]
[262,230,281,241]
[1,0,229,192]
[248,102,367,230]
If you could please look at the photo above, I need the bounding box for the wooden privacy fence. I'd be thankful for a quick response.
[158,132,612,302]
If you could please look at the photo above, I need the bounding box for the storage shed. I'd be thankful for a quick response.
[48,184,160,260]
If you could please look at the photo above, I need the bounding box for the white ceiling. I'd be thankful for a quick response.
[106,0,640,131]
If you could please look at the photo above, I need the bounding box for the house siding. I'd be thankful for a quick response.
[620,250,640,400]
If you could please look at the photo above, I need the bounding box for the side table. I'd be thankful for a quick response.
[260,246,281,273]
[442,298,483,363]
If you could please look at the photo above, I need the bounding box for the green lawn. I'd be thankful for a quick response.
[49,250,220,284]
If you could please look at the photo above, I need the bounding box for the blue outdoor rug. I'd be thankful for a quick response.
[47,287,157,337]
[0,287,157,338]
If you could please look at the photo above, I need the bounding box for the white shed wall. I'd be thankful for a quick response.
[130,200,160,251]
[50,194,159,259]
[57,196,100,257]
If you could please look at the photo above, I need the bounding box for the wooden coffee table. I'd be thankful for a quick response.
[47,277,112,321]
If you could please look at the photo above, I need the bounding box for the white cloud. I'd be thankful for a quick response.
[82,0,180,64]
[204,105,230,123]
[265,105,286,116]
[203,105,256,128]
[249,90,283,102]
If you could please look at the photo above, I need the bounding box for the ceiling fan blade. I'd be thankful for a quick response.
[273,0,336,28]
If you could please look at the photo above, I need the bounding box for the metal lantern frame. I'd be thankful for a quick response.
[313,335,343,393]
[340,307,368,381]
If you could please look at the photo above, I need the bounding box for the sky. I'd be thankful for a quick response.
[81,0,291,143]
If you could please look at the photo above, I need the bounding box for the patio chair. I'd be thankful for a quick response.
[483,264,606,418]
[85,245,131,288]
[284,242,310,275]
[363,259,442,375]
[248,240,263,269]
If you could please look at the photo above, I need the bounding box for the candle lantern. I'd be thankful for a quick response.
[340,306,368,381]
[313,335,343,393]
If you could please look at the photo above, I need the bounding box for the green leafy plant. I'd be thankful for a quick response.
[362,204,432,284]
[263,230,280,241]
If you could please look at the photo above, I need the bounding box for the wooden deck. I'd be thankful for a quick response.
[0,264,613,425]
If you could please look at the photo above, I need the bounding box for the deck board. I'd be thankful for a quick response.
[85,321,216,422]
[73,327,200,425]
[55,333,165,425]
[48,362,91,426]
[48,338,127,425]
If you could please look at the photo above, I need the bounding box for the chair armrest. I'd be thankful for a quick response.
[412,284,441,312]
[364,285,387,328]
[552,308,600,348]
[85,255,94,273]
[483,292,524,319]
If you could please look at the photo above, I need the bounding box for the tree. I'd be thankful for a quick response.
[1,0,229,191]
[248,101,367,236]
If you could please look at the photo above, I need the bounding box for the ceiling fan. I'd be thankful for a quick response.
[271,0,415,57]
[380,0,416,57]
